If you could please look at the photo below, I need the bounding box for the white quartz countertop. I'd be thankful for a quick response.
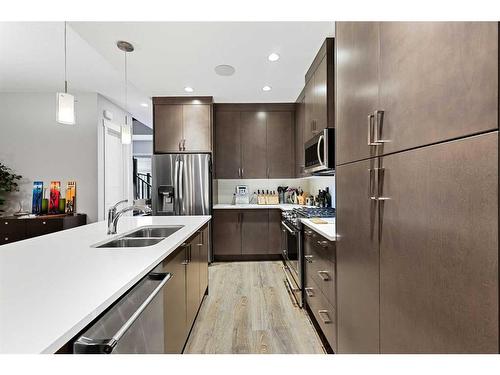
[301,218,336,241]
[0,215,210,354]
[213,203,309,210]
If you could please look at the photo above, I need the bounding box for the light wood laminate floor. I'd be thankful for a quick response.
[184,261,325,354]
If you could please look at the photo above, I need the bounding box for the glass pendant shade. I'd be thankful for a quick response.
[56,92,75,125]
[121,119,132,144]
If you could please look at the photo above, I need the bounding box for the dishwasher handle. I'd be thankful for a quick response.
[74,272,172,354]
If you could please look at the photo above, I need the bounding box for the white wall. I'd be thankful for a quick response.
[0,92,99,221]
[96,94,133,221]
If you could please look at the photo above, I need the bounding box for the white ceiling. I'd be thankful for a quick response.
[0,22,334,127]
[71,22,334,103]
[0,22,152,126]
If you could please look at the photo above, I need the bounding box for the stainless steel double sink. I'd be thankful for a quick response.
[94,226,184,248]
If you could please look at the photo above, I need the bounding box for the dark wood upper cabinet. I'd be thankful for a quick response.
[294,91,307,178]
[267,111,294,178]
[336,22,498,165]
[336,22,380,165]
[153,97,213,153]
[379,132,499,353]
[214,111,241,179]
[240,111,267,179]
[303,38,335,143]
[241,210,269,255]
[378,22,498,156]
[154,104,183,153]
[214,104,295,179]
[304,78,315,142]
[183,104,211,151]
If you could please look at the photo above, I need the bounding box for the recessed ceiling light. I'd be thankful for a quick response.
[215,64,236,76]
[184,86,194,93]
[262,85,272,92]
[268,53,280,62]
[140,103,149,108]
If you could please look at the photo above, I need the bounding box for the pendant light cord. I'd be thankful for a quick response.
[124,51,128,125]
[64,21,68,93]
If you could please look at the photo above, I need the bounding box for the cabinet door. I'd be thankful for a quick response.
[183,104,211,152]
[241,210,269,255]
[186,237,200,330]
[295,98,306,177]
[267,111,294,178]
[215,111,241,179]
[379,132,498,353]
[213,210,241,255]
[313,56,328,133]
[240,112,267,178]
[198,226,209,302]
[336,158,380,353]
[268,209,282,255]
[336,22,380,165]
[163,246,188,353]
[304,78,315,142]
[154,104,183,153]
[378,22,498,155]
[26,219,63,238]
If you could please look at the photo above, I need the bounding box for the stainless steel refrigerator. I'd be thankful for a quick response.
[152,153,212,216]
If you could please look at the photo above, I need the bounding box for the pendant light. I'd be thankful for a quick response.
[117,40,134,145]
[56,21,75,125]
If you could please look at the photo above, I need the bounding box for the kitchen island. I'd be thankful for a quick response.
[0,215,211,354]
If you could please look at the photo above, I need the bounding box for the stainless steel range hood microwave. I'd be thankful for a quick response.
[304,128,335,175]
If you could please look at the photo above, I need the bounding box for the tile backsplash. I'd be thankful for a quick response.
[214,176,335,207]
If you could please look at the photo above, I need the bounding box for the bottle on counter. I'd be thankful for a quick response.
[325,187,332,208]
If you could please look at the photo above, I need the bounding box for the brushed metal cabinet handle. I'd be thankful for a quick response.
[367,113,377,146]
[318,270,330,281]
[317,240,329,248]
[318,310,332,324]
[373,110,386,144]
[241,168,244,177]
[305,287,315,297]
[304,255,314,263]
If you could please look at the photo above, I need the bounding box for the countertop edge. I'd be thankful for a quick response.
[34,216,211,354]
[301,219,336,242]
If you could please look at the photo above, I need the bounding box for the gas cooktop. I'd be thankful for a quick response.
[293,207,336,218]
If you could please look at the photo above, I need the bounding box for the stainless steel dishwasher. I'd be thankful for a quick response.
[73,266,171,354]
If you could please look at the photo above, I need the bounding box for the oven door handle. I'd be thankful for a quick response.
[281,221,298,235]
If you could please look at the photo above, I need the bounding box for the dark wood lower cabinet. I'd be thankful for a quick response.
[162,246,188,354]
[213,209,283,260]
[1,214,87,245]
[162,223,209,354]
[268,210,282,255]
[213,210,241,256]
[304,228,337,352]
[379,132,498,354]
[241,210,268,255]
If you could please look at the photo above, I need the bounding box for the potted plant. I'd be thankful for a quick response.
[0,163,22,215]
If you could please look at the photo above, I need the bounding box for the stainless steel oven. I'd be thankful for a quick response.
[281,214,303,307]
[304,128,335,174]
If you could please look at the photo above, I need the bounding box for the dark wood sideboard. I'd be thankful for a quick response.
[0,214,87,245]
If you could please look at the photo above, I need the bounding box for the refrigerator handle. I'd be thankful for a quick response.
[174,158,180,215]
[178,159,184,214]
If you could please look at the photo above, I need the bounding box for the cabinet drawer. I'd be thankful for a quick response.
[1,232,25,245]
[0,219,26,236]
[26,219,63,238]
[305,275,337,351]
[304,229,336,304]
